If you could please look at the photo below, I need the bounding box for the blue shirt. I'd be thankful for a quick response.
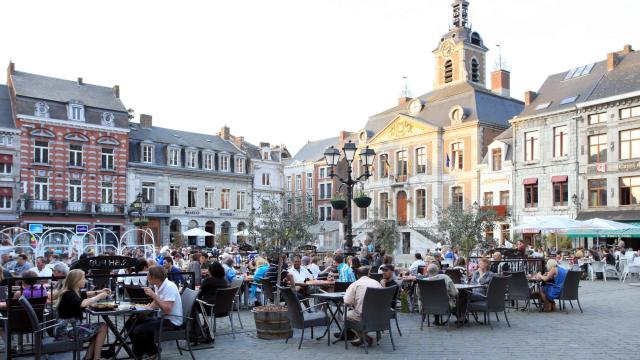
[223,264,236,283]
[337,263,355,282]
[14,262,32,276]
[167,266,184,284]
[156,255,165,266]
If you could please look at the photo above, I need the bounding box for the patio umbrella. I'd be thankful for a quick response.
[182,228,215,237]
[567,218,640,246]
[579,218,639,230]
[514,216,584,249]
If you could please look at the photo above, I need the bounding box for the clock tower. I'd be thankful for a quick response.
[433,0,488,89]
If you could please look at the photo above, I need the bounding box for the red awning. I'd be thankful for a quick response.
[0,154,12,164]
[551,175,568,183]
[523,178,538,185]
[0,187,12,197]
[521,229,540,234]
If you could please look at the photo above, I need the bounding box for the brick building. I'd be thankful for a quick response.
[7,63,130,246]
[0,84,20,232]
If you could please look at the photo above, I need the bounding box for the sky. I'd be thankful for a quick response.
[1,0,638,155]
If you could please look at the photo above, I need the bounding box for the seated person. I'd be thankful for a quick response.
[469,258,494,301]
[490,252,509,275]
[302,256,320,279]
[343,267,382,346]
[163,256,185,284]
[425,264,458,309]
[13,270,48,299]
[409,253,426,275]
[51,262,70,301]
[0,263,13,286]
[250,258,269,305]
[221,255,237,283]
[131,265,183,359]
[199,261,228,308]
[536,259,568,312]
[335,254,356,283]
[288,255,312,284]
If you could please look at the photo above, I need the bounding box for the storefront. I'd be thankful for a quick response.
[21,222,123,248]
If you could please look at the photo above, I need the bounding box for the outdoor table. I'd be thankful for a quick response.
[454,284,486,327]
[310,291,345,340]
[295,279,335,287]
[85,303,156,360]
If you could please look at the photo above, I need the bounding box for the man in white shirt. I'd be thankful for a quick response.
[302,256,320,279]
[409,253,426,275]
[130,265,183,359]
[33,256,53,278]
[343,268,382,346]
[288,256,312,284]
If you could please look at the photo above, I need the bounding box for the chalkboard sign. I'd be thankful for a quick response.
[297,244,317,252]
[71,256,138,271]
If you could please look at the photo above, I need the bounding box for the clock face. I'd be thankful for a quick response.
[442,42,454,57]
[408,100,423,115]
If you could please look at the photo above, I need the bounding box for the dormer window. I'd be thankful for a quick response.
[68,103,85,121]
[142,144,153,164]
[235,157,245,174]
[262,151,270,160]
[219,154,230,172]
[186,150,198,168]
[168,147,180,166]
[492,148,502,171]
[34,102,50,118]
[203,152,214,170]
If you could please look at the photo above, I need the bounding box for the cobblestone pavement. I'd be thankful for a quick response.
[9,279,640,360]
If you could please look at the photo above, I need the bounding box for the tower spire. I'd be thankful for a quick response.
[452,0,469,29]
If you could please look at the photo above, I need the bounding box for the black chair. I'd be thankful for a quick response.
[368,273,383,282]
[334,281,352,293]
[416,279,454,330]
[389,285,402,336]
[18,296,81,360]
[156,288,197,360]
[469,275,511,330]
[558,270,583,313]
[505,272,533,312]
[444,269,463,284]
[5,296,48,356]
[344,286,397,354]
[230,279,245,328]
[197,287,240,339]
[261,278,278,304]
[277,285,330,349]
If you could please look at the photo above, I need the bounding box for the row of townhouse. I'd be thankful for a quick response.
[0,63,289,247]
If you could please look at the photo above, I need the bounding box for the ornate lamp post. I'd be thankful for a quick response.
[324,141,376,253]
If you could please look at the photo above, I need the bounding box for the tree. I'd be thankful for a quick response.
[434,202,495,257]
[364,210,401,254]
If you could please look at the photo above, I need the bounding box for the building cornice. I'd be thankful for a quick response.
[510,107,576,124]
[577,90,640,109]
[17,114,130,133]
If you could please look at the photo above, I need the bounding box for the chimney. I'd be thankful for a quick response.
[220,126,230,140]
[140,114,153,129]
[621,44,634,55]
[339,130,350,141]
[113,85,120,98]
[491,69,510,97]
[7,61,14,75]
[524,91,537,106]
[77,77,83,85]
[234,136,245,148]
[398,97,412,105]
[608,52,620,71]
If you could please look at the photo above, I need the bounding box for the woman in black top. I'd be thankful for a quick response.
[56,269,111,360]
[199,261,228,306]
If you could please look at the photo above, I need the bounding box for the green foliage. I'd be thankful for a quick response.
[434,202,495,256]
[256,197,317,257]
[365,210,400,254]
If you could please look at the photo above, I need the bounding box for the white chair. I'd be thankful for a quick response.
[617,259,629,283]
[605,261,621,280]
[622,257,640,283]
[589,261,606,281]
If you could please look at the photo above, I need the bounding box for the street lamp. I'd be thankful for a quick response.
[323,140,376,253]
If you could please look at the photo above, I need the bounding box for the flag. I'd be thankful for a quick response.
[445,153,450,168]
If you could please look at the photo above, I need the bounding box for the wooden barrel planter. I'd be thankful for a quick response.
[253,305,292,340]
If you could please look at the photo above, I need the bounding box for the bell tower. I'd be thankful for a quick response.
[433,0,488,89]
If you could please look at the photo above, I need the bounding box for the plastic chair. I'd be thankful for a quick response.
[558,270,583,313]
[343,286,397,354]
[622,258,640,282]
[416,279,453,330]
[156,288,197,360]
[469,276,511,330]
[277,285,330,349]
[589,261,606,281]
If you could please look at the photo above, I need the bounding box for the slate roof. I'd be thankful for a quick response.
[587,51,640,101]
[129,123,241,154]
[10,71,127,112]
[292,137,339,163]
[365,82,523,136]
[0,85,15,130]
[481,127,513,164]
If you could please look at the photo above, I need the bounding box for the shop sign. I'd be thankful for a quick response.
[76,225,89,233]
[185,210,200,215]
[71,255,138,271]
[220,211,235,217]
[619,161,640,172]
[29,223,43,234]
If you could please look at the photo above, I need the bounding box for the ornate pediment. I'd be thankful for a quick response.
[370,115,438,143]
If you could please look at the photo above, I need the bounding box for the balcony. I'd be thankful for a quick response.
[142,205,171,216]
[96,203,126,214]
[480,205,511,219]
[22,200,126,216]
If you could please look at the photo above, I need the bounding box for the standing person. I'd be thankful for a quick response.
[163,257,184,284]
[343,268,382,346]
[409,253,426,275]
[55,269,110,360]
[130,266,183,359]
[188,253,202,286]
[33,256,53,278]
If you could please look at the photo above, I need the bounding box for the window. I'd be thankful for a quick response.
[186,151,197,168]
[444,60,453,83]
[34,140,49,164]
[262,152,269,160]
[501,224,510,243]
[0,135,13,146]
[416,189,426,218]
[379,154,389,178]
[319,206,332,221]
[68,104,84,121]
[220,154,230,172]
[588,112,607,125]
[319,167,325,179]
[553,126,568,158]
[170,185,179,207]
[295,175,302,191]
[500,191,510,206]
[524,131,539,161]
[34,177,48,200]
[204,188,214,208]
[168,148,180,166]
[68,179,82,202]
[0,162,10,175]
[262,173,271,186]
[0,193,10,209]
[620,105,640,120]
[319,183,332,199]
[620,176,640,206]
[142,182,155,203]
[588,134,607,163]
[306,196,313,212]
[588,179,607,207]
[295,197,302,213]
[620,128,640,160]
[69,144,83,167]
[221,188,230,209]
[402,233,411,254]
[553,180,568,206]
[452,186,463,208]
[451,142,463,170]
[416,148,426,174]
[396,150,407,179]
[379,193,389,219]
[471,58,480,82]
[101,148,114,169]
[101,181,113,204]
[524,183,538,208]
[359,206,368,221]
[306,173,313,190]
[203,153,214,170]
[485,226,494,241]
[235,157,245,173]
[237,191,246,210]
[286,176,292,191]
[142,144,153,163]
[187,187,197,208]
[492,149,502,171]
[483,192,493,206]
[286,198,292,214]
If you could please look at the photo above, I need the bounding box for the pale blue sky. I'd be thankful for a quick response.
[1,0,637,154]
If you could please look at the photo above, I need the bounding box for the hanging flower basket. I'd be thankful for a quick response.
[331,199,347,210]
[354,196,372,208]
[133,218,149,227]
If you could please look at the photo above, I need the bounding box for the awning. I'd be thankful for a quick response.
[551,175,568,183]
[0,187,12,197]
[521,229,540,234]
[0,154,12,164]
[523,178,538,185]
[567,228,640,238]
[576,210,640,221]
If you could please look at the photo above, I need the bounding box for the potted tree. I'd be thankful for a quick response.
[353,189,372,208]
[330,192,347,210]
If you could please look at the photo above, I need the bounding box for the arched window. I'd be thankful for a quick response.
[444,60,453,84]
[471,58,480,83]
[471,32,481,46]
